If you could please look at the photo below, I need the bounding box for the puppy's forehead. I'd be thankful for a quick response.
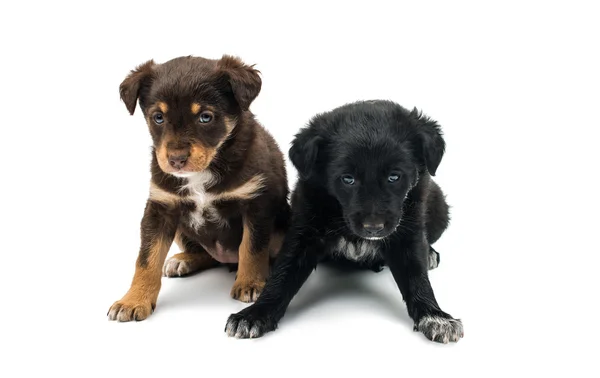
[336,138,411,169]
[150,57,221,101]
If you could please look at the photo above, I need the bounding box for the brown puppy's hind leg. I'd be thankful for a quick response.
[163,230,219,277]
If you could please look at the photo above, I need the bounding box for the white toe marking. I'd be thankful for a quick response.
[164,257,190,277]
[428,251,439,269]
[226,321,237,337]
[418,315,463,342]
[249,325,261,338]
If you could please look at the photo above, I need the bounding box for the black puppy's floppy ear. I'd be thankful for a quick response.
[216,55,262,111]
[409,108,446,176]
[119,60,155,115]
[289,128,323,180]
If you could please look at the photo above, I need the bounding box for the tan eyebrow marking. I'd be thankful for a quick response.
[157,102,168,113]
[191,102,201,115]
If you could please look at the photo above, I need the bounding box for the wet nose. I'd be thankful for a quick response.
[168,154,188,169]
[363,221,384,235]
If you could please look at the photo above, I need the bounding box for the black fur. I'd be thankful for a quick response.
[225,100,463,343]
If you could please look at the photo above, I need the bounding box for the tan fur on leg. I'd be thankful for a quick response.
[108,235,171,322]
[230,222,270,302]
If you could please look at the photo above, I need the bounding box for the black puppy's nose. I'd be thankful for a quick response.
[363,221,384,235]
[168,154,188,169]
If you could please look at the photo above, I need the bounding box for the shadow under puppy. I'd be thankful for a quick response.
[226,100,463,343]
[108,55,290,322]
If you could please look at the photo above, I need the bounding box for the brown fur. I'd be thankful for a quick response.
[108,55,290,322]
[230,222,270,302]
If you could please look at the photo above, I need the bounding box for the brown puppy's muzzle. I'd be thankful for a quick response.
[156,141,216,174]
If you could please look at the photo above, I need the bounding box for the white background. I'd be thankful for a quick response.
[1,1,599,377]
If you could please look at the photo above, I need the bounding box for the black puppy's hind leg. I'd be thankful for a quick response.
[428,246,440,270]
[425,180,449,270]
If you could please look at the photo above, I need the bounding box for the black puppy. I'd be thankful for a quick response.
[225,100,463,343]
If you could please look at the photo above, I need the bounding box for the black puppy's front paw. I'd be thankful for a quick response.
[225,306,277,339]
[415,314,463,343]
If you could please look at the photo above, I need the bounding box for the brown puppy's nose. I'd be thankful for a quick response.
[168,154,188,169]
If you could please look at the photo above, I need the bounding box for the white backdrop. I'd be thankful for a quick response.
[1,1,599,377]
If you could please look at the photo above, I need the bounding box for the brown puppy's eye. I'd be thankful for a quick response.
[199,112,213,124]
[153,113,164,125]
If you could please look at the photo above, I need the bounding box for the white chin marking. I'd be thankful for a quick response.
[170,172,197,178]
[334,237,380,261]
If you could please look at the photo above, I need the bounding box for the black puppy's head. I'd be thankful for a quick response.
[119,55,261,176]
[290,100,445,240]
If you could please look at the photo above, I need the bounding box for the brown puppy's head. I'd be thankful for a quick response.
[119,55,261,176]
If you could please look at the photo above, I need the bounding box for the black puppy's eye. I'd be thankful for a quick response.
[388,174,400,183]
[199,112,213,123]
[153,113,164,125]
[341,175,355,185]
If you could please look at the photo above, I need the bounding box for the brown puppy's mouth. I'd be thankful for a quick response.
[156,142,217,175]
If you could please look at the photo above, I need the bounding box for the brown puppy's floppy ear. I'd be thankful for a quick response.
[119,60,155,115]
[409,108,446,176]
[289,127,324,180]
[216,55,262,111]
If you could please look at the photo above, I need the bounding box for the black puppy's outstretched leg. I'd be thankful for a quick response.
[225,233,321,338]
[382,236,462,343]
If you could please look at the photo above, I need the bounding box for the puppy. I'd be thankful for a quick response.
[225,100,463,343]
[108,55,290,322]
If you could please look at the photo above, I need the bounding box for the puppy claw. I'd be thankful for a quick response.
[249,324,261,338]
[416,315,463,343]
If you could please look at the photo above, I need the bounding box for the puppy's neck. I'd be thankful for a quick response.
[176,170,217,195]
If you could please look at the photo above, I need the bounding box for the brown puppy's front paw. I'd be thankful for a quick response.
[107,298,155,322]
[230,278,265,303]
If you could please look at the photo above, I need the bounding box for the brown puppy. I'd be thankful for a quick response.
[108,55,290,322]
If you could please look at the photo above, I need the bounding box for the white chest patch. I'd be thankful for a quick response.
[181,171,220,229]
[173,172,266,230]
[333,237,381,262]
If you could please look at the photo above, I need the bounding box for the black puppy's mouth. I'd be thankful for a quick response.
[345,216,400,241]
[363,235,387,241]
